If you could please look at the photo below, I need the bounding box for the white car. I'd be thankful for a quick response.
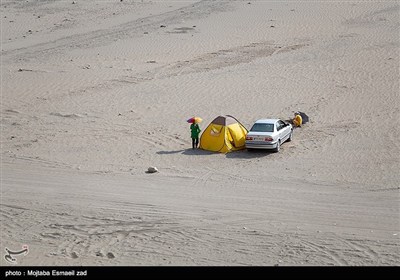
[245,119,293,152]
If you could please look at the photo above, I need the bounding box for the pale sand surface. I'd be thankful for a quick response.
[1,1,399,266]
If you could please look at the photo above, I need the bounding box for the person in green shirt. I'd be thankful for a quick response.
[190,122,201,149]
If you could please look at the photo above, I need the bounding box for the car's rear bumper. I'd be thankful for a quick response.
[245,141,278,150]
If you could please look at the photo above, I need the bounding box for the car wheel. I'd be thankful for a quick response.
[287,130,293,142]
[274,140,280,152]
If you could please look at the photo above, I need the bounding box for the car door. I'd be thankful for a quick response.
[277,120,289,141]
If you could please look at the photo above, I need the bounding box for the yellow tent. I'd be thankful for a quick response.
[199,115,248,153]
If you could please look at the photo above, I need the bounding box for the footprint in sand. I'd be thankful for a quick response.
[95,251,115,258]
[95,251,104,257]
[106,252,115,259]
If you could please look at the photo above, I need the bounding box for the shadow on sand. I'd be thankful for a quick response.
[157,148,274,158]
[225,149,273,159]
[157,148,214,156]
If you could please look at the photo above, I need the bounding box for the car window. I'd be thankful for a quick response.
[277,120,284,130]
[250,123,274,132]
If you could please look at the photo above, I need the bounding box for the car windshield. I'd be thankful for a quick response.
[250,123,274,132]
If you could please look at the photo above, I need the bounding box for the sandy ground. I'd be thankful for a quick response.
[1,0,399,266]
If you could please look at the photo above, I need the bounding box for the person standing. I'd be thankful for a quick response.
[190,121,201,149]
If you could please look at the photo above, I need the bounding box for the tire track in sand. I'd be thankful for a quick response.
[301,240,348,266]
